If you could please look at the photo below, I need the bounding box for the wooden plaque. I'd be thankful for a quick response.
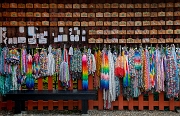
[111,3,118,8]
[42,12,49,17]
[34,3,41,8]
[104,12,111,17]
[3,21,10,26]
[58,4,64,8]
[119,12,126,17]
[73,4,80,9]
[104,30,111,35]
[26,3,33,8]
[158,3,165,8]
[127,21,134,26]
[158,20,165,25]
[119,21,126,26]
[89,30,96,35]
[42,3,49,8]
[175,3,180,7]
[111,29,118,34]
[127,12,134,17]
[50,12,57,17]
[119,3,126,8]
[96,38,103,43]
[104,21,111,26]
[81,12,88,17]
[143,12,150,17]
[34,12,41,17]
[112,21,119,26]
[11,12,17,17]
[0,22,2,26]
[50,3,57,8]
[150,38,158,43]
[18,3,25,8]
[135,12,142,17]
[166,20,173,25]
[119,39,126,43]
[142,29,149,34]
[81,21,88,26]
[88,38,96,43]
[89,21,95,26]
[34,21,41,26]
[166,38,174,43]
[151,12,157,17]
[174,29,180,34]
[73,21,80,26]
[158,29,166,34]
[127,38,134,43]
[143,3,150,8]
[88,13,95,17]
[73,12,80,17]
[50,21,57,26]
[150,29,157,34]
[96,30,103,35]
[127,30,134,34]
[26,21,34,26]
[104,3,110,8]
[134,39,142,43]
[65,12,72,17]
[2,3,9,8]
[174,20,180,25]
[26,12,33,17]
[10,3,17,8]
[88,4,95,8]
[65,21,72,26]
[127,4,134,8]
[42,21,49,26]
[135,3,142,8]
[151,3,157,8]
[3,12,10,17]
[112,12,118,17]
[104,38,112,43]
[166,3,173,7]
[18,12,25,17]
[58,12,65,17]
[119,30,126,35]
[142,38,150,43]
[135,29,142,34]
[111,38,118,43]
[10,21,18,26]
[135,21,142,26]
[81,3,87,8]
[143,21,150,26]
[96,4,103,8]
[174,11,180,16]
[174,38,180,43]
[58,21,65,26]
[96,12,103,17]
[158,11,165,17]
[151,20,158,26]
[158,38,166,43]
[166,29,173,34]
[0,13,2,17]
[166,12,173,17]
[96,21,103,26]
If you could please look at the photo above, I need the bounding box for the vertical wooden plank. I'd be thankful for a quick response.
[38,100,43,110]
[169,98,175,111]
[88,75,94,110]
[37,77,43,110]
[7,100,13,110]
[159,92,164,110]
[149,92,154,110]
[48,76,53,90]
[48,100,53,110]
[78,79,82,110]
[27,100,33,110]
[68,78,73,110]
[98,89,103,110]
[138,94,143,110]
[68,78,73,90]
[58,100,63,110]
[38,77,43,90]
[128,98,133,110]
[118,95,123,110]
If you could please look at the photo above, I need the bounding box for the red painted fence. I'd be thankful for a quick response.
[0,75,179,111]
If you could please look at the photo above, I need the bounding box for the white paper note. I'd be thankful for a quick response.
[59,27,64,32]
[82,36,86,41]
[39,38,47,44]
[40,33,44,39]
[58,35,63,42]
[19,27,24,33]
[54,37,58,42]
[44,31,48,36]
[63,35,68,42]
[28,38,36,44]
[75,35,79,41]
[2,27,6,31]
[28,27,35,36]
[74,27,78,30]
[36,33,40,38]
[0,27,2,43]
[8,38,13,44]
[77,30,80,35]
[70,35,74,41]
[52,33,55,36]
[13,37,17,44]
[18,37,26,43]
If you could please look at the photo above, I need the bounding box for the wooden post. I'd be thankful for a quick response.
[37,78,43,110]
[138,94,143,110]
[88,75,94,110]
[149,92,154,110]
[78,79,82,110]
[98,89,103,110]
[159,92,164,110]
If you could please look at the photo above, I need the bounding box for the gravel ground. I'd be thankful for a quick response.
[0,110,180,116]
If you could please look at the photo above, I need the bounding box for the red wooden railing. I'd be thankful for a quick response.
[0,75,179,111]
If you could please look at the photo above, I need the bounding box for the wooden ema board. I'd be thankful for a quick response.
[0,76,179,111]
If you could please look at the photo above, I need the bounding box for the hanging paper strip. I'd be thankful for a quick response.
[82,54,88,90]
